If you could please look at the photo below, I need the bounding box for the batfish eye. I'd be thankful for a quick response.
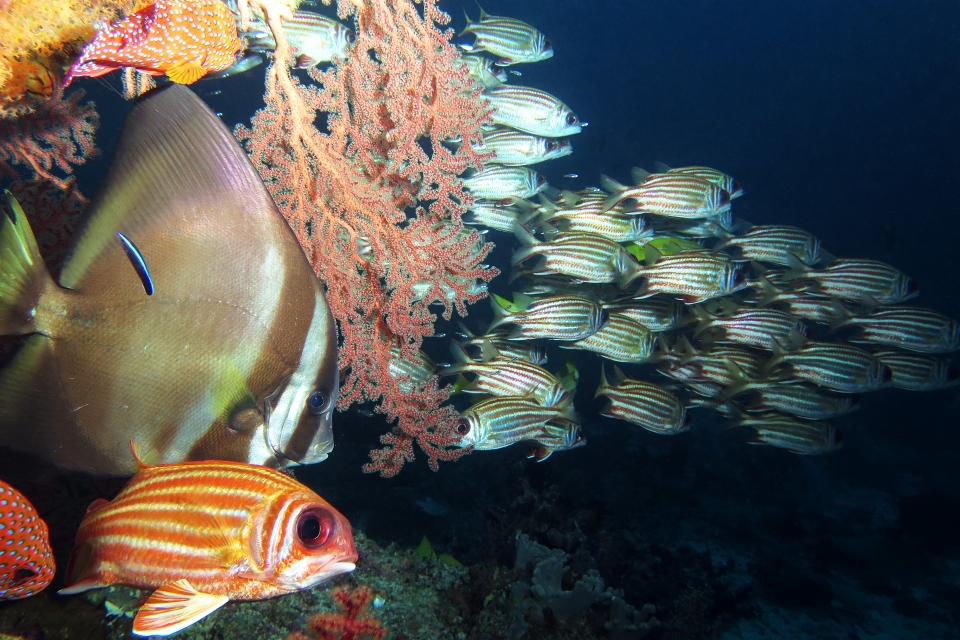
[455,418,470,435]
[345,30,356,44]
[297,508,333,548]
[306,390,328,416]
[566,113,579,126]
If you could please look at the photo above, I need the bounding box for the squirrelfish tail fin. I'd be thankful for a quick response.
[0,191,56,335]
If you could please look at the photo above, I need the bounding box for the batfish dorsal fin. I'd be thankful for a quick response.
[59,85,291,291]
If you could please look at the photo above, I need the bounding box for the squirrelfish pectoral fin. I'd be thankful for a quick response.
[166,61,207,85]
[132,580,229,637]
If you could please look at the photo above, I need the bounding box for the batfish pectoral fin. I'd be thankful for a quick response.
[132,579,229,637]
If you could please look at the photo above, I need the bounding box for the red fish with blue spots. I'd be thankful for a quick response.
[0,479,55,600]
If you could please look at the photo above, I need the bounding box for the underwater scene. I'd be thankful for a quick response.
[1,0,958,638]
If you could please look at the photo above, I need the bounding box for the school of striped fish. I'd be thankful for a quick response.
[450,8,959,459]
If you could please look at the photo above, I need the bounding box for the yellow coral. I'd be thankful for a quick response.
[0,0,151,115]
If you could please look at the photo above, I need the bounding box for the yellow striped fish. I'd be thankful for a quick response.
[652,162,744,199]
[763,342,892,393]
[476,129,572,166]
[714,225,830,267]
[829,305,960,353]
[453,397,575,451]
[782,258,919,305]
[460,8,553,66]
[725,413,842,455]
[872,350,960,391]
[513,226,640,284]
[694,307,809,351]
[595,365,689,434]
[489,293,608,341]
[463,165,548,199]
[484,86,582,137]
[734,384,860,420]
[561,313,658,363]
[600,173,731,218]
[624,248,746,302]
[59,447,357,636]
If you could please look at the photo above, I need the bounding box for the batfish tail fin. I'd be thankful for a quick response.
[0,191,56,335]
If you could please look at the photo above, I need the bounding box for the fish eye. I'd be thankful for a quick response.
[733,269,746,284]
[296,507,333,548]
[906,278,920,294]
[566,113,579,126]
[718,189,730,205]
[544,38,553,50]
[345,30,356,44]
[306,391,328,416]
[732,180,742,193]
[546,140,558,151]
[12,567,36,585]
[455,418,471,435]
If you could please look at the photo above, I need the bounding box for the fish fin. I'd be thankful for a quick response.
[0,191,56,335]
[599,175,625,212]
[448,340,473,364]
[753,275,782,307]
[58,576,105,596]
[451,373,470,394]
[129,440,163,469]
[456,321,477,339]
[295,54,317,68]
[526,445,553,462]
[641,243,662,266]
[630,166,651,185]
[166,61,207,85]
[209,359,257,426]
[826,298,854,332]
[487,295,514,333]
[859,294,881,314]
[653,161,672,173]
[132,580,229,637]
[477,338,502,362]
[595,365,610,398]
[86,498,110,513]
[782,253,810,280]
[116,232,154,295]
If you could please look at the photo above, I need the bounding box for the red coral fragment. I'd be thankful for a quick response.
[291,585,387,640]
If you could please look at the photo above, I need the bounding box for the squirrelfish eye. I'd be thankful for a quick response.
[717,189,730,205]
[546,140,558,151]
[296,508,333,548]
[565,112,579,126]
[733,269,746,285]
[544,38,553,50]
[455,418,471,435]
[307,390,328,416]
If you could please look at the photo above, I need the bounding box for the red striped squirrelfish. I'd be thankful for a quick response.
[0,480,54,600]
[60,447,357,637]
[65,0,243,86]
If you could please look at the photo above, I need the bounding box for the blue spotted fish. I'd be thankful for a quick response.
[0,480,54,599]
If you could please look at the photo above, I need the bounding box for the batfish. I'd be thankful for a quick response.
[0,85,338,475]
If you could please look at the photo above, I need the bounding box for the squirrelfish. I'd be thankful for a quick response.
[484,86,582,137]
[595,365,689,435]
[600,173,731,219]
[0,480,54,600]
[561,313,658,363]
[733,384,860,420]
[763,342,892,393]
[59,448,357,636]
[872,350,960,391]
[444,341,570,407]
[726,413,842,455]
[66,0,243,85]
[601,296,691,332]
[460,53,508,88]
[714,225,829,267]
[476,129,572,166]
[463,166,547,199]
[489,293,608,341]
[460,8,553,66]
[652,162,743,199]
[513,226,639,284]
[624,249,746,302]
[453,397,575,451]
[244,10,355,67]
[782,258,919,305]
[694,307,809,351]
[829,305,960,353]
[0,86,338,475]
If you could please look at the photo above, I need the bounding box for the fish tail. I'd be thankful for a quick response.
[0,191,56,336]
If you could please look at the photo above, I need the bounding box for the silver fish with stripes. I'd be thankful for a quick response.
[763,342,892,393]
[476,129,572,166]
[714,225,829,267]
[460,8,553,66]
[242,10,354,67]
[542,210,653,244]
[456,322,548,365]
[694,307,809,351]
[751,277,836,324]
[387,345,438,393]
[726,413,842,454]
[460,53,508,88]
[444,341,570,407]
[829,305,960,353]
[453,396,575,451]
[782,258,919,305]
[600,173,731,219]
[488,293,608,341]
[484,85,582,137]
[595,365,690,435]
[601,296,692,332]
[561,313,658,363]
[623,249,747,302]
[513,227,640,284]
[652,162,743,199]
[872,350,960,391]
[463,166,547,199]
[733,384,860,420]
[525,421,587,461]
